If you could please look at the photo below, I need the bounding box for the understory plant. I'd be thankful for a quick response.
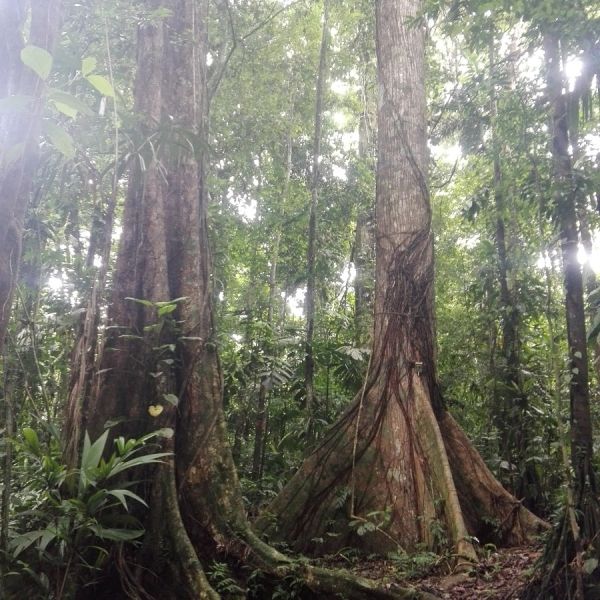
[4,426,170,599]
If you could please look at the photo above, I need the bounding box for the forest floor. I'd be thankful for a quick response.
[318,545,541,599]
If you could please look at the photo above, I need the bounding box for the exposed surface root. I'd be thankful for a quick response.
[223,525,441,599]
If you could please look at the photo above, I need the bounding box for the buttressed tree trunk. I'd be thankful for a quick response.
[65,1,436,598]
[258,0,545,560]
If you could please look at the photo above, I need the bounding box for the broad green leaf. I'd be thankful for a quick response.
[107,452,170,478]
[42,121,76,159]
[81,56,97,76]
[86,489,108,514]
[81,429,109,481]
[52,101,77,118]
[22,427,41,455]
[157,303,177,316]
[10,530,48,557]
[86,74,114,98]
[88,524,144,541]
[155,427,174,438]
[48,90,94,117]
[1,142,26,168]
[125,297,155,307]
[155,297,187,306]
[588,311,600,342]
[21,45,53,80]
[39,527,58,552]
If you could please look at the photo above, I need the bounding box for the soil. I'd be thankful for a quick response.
[316,545,541,599]
[420,547,541,599]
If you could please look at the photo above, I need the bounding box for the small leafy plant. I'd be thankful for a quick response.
[6,426,170,599]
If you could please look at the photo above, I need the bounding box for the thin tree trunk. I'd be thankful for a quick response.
[528,32,600,600]
[565,49,600,380]
[305,0,329,443]
[252,126,292,481]
[0,359,14,591]
[353,48,375,346]
[544,32,596,508]
[488,34,540,507]
[63,182,118,467]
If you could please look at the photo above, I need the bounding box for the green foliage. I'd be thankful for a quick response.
[387,550,443,579]
[4,427,170,598]
[21,46,53,81]
[207,561,245,596]
[2,0,600,593]
[349,509,392,538]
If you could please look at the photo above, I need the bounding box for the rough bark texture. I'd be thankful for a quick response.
[544,33,596,511]
[258,0,545,560]
[63,182,117,468]
[305,0,329,442]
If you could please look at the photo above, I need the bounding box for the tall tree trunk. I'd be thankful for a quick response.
[305,0,329,443]
[64,2,432,598]
[565,47,600,380]
[544,33,596,510]
[251,125,293,482]
[258,0,545,559]
[528,32,600,600]
[488,34,540,509]
[63,181,118,468]
[353,48,375,347]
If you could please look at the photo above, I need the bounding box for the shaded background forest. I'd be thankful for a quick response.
[1,0,600,596]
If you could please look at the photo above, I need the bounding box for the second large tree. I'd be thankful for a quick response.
[259,0,545,559]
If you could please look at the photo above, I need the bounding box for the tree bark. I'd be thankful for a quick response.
[304,0,329,444]
[526,31,600,600]
[544,32,596,510]
[258,0,546,560]
[63,180,118,468]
